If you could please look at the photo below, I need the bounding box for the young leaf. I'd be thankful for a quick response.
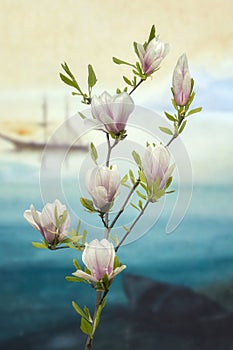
[138,200,143,210]
[72,301,86,318]
[164,111,176,122]
[112,57,135,67]
[159,127,173,135]
[82,230,87,245]
[123,76,132,86]
[88,64,97,88]
[90,142,98,164]
[148,24,156,43]
[132,150,142,168]
[59,73,76,88]
[130,202,140,211]
[66,276,86,283]
[80,317,92,336]
[178,120,187,134]
[136,190,147,200]
[129,169,135,184]
[31,242,48,249]
[78,112,87,119]
[133,42,140,58]
[92,298,107,336]
[80,198,96,212]
[73,258,82,270]
[186,107,202,117]
[121,174,128,185]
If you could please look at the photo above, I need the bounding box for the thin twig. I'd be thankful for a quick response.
[129,78,144,95]
[115,199,150,252]
[84,290,102,350]
[109,178,140,230]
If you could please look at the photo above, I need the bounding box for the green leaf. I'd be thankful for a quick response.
[90,142,98,164]
[138,170,147,184]
[113,255,121,269]
[123,75,132,86]
[186,91,195,107]
[81,317,92,336]
[136,190,147,200]
[171,98,178,111]
[186,107,202,117]
[116,88,121,94]
[92,298,106,336]
[80,198,96,212]
[59,73,76,88]
[31,242,48,249]
[121,174,128,185]
[164,111,176,122]
[138,200,143,210]
[78,112,87,119]
[88,64,97,88]
[159,127,173,135]
[72,301,86,318]
[82,229,87,245]
[73,258,82,270]
[132,150,142,168]
[178,120,187,134]
[148,24,156,43]
[66,276,86,283]
[164,176,173,190]
[130,202,140,211]
[133,41,140,58]
[112,57,135,67]
[129,169,135,184]
[84,306,93,323]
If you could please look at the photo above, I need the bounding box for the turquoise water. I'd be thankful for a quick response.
[0,159,233,344]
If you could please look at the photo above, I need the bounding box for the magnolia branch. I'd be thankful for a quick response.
[115,199,150,252]
[109,178,140,230]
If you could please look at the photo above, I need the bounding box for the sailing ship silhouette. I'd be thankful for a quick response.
[0,96,88,152]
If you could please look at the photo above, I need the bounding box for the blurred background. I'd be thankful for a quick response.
[0,1,233,349]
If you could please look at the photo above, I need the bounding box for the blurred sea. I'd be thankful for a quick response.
[0,151,233,349]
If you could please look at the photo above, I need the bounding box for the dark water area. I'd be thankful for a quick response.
[0,160,233,349]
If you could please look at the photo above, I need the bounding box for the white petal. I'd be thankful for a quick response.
[72,269,97,282]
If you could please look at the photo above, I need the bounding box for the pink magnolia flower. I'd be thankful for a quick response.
[24,199,70,244]
[86,165,121,212]
[91,91,134,135]
[142,145,175,201]
[172,53,192,106]
[135,38,170,75]
[73,239,126,283]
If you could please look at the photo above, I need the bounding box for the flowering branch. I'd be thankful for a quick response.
[24,24,202,350]
[115,199,150,252]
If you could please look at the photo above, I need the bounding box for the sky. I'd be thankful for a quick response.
[0,0,232,183]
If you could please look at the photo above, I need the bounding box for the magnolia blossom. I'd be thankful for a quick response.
[142,145,175,200]
[172,53,192,106]
[91,91,134,135]
[86,165,121,212]
[135,38,169,75]
[24,199,70,244]
[73,239,126,283]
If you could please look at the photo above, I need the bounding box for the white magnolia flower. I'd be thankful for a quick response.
[24,199,70,244]
[135,37,169,75]
[86,165,121,212]
[172,53,192,106]
[91,91,134,135]
[73,239,126,282]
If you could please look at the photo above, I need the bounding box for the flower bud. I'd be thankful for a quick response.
[142,144,175,201]
[86,165,121,212]
[91,91,134,135]
[135,38,169,75]
[24,199,70,245]
[172,53,192,106]
[73,239,126,283]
